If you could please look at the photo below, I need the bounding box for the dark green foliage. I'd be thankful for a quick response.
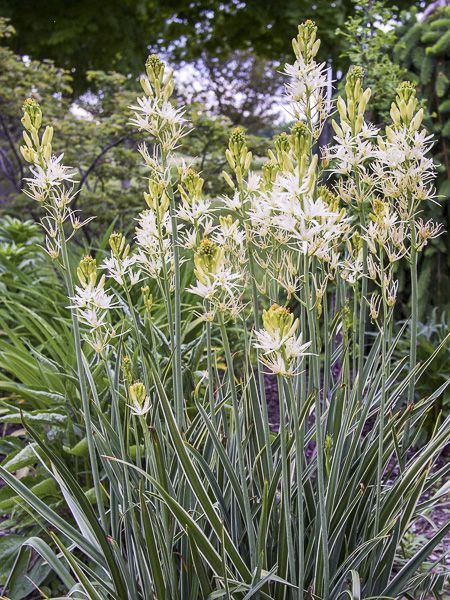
[0,0,420,92]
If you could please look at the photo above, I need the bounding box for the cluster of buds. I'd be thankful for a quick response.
[284,20,329,135]
[20,99,53,165]
[130,54,188,150]
[188,239,243,318]
[389,82,423,132]
[128,381,151,417]
[254,304,311,377]
[72,256,115,353]
[292,19,321,64]
[141,285,153,313]
[223,127,253,189]
[102,232,140,287]
[143,54,174,101]
[20,100,91,261]
[290,121,310,168]
[335,67,372,136]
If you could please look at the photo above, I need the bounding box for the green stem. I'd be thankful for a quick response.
[277,376,296,584]
[357,208,368,406]
[206,312,217,429]
[58,225,106,529]
[218,313,256,568]
[162,150,184,429]
[286,378,305,599]
[240,180,273,480]
[404,220,418,453]
[304,255,329,599]
[375,258,388,536]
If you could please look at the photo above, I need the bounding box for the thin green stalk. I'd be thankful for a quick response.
[375,258,388,536]
[286,378,305,600]
[404,220,418,453]
[277,375,296,589]
[206,311,217,429]
[161,150,184,429]
[58,225,107,530]
[123,283,151,393]
[218,312,256,568]
[357,206,368,407]
[304,255,329,599]
[239,178,273,480]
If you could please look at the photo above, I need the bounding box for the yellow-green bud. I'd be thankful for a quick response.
[179,168,204,201]
[293,20,319,61]
[22,98,42,130]
[262,303,298,339]
[272,132,290,168]
[396,81,416,104]
[262,159,277,190]
[141,286,153,312]
[318,185,339,212]
[122,355,133,385]
[129,382,147,407]
[229,126,246,148]
[290,121,309,157]
[109,231,128,258]
[77,256,97,288]
[145,54,165,81]
[194,239,224,284]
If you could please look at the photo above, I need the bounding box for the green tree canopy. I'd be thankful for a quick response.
[0,0,420,92]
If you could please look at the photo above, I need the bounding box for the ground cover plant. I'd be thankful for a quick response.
[0,19,449,600]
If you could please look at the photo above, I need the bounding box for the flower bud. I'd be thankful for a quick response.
[194,239,224,284]
[22,98,42,131]
[109,231,128,258]
[145,54,165,83]
[262,303,298,340]
[77,256,97,288]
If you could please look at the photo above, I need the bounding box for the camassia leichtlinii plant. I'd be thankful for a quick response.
[2,20,449,600]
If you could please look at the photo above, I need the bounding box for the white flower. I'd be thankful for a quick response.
[72,282,115,311]
[254,304,311,376]
[187,268,241,301]
[102,254,140,286]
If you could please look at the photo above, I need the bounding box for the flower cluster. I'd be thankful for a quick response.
[284,20,330,136]
[103,232,140,287]
[72,256,115,353]
[254,304,311,376]
[130,55,188,151]
[374,82,436,218]
[20,99,92,260]
[188,238,244,319]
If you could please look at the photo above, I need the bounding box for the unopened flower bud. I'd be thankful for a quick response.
[77,256,97,288]
[194,239,224,284]
[141,286,153,312]
[145,54,165,82]
[22,98,42,131]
